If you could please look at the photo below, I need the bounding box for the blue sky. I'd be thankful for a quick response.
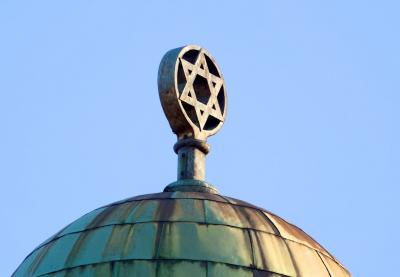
[1,1,399,276]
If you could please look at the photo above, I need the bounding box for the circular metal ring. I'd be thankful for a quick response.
[158,45,227,140]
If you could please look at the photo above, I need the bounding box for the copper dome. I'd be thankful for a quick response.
[14,191,350,276]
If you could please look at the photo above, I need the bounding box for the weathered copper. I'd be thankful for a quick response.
[13,45,352,277]
[13,192,351,277]
[159,45,226,192]
[158,45,227,140]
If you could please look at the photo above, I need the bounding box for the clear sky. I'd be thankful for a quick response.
[1,1,399,276]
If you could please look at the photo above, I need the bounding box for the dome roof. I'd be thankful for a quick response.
[14,191,350,277]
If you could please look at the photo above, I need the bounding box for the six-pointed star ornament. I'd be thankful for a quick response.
[179,52,224,130]
[158,45,227,140]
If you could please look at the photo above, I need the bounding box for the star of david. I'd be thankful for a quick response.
[179,51,224,130]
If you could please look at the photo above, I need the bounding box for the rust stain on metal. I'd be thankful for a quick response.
[26,241,54,275]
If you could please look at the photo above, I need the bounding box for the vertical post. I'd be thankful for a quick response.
[174,138,210,181]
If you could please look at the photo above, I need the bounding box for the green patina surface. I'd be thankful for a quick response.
[14,191,351,277]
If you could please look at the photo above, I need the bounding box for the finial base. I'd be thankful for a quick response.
[164,179,219,194]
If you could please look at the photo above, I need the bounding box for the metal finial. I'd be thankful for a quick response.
[158,45,227,193]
